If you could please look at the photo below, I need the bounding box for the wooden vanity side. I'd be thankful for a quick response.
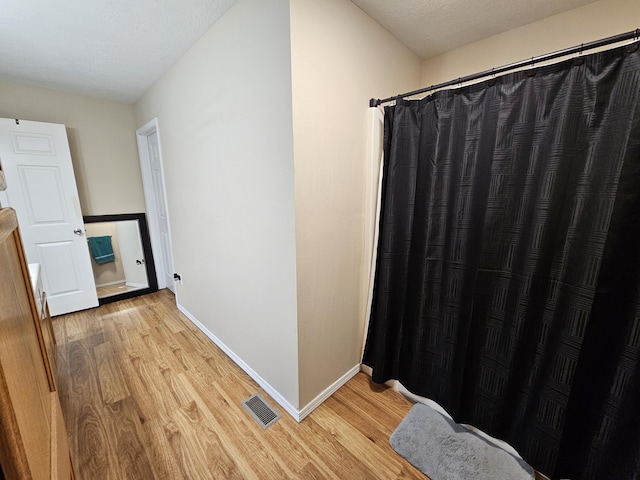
[51,392,71,480]
[0,207,73,479]
[39,287,58,383]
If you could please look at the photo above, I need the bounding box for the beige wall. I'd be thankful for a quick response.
[0,80,144,216]
[290,0,422,406]
[134,0,421,413]
[85,222,126,287]
[135,0,301,408]
[421,0,640,88]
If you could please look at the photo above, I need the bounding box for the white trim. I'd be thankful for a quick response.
[176,302,301,420]
[176,302,359,423]
[96,281,146,289]
[297,364,360,421]
[136,118,176,294]
[95,279,125,288]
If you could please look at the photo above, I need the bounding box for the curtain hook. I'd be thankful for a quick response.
[455,77,463,94]
[488,68,497,87]
[573,44,585,66]
[527,57,538,77]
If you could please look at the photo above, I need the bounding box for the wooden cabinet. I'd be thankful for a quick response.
[0,207,73,479]
[29,263,58,386]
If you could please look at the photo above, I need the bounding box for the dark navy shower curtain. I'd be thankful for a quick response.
[363,42,640,479]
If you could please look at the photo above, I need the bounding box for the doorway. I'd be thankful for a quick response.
[136,118,176,294]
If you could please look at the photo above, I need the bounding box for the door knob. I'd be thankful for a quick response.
[73,228,83,235]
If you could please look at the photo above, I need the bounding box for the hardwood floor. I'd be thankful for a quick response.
[53,290,425,479]
[96,282,145,298]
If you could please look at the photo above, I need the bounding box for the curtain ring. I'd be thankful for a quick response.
[527,57,537,77]
[488,68,497,87]
[573,44,585,66]
[426,85,435,99]
[454,78,462,94]
[455,78,463,94]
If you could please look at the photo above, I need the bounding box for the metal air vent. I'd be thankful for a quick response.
[241,393,280,429]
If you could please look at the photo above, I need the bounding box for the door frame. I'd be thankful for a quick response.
[136,118,176,294]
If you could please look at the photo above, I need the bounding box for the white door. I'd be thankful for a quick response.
[0,118,98,316]
[136,119,175,293]
[115,220,147,288]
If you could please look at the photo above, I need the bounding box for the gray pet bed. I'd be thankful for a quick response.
[390,403,535,479]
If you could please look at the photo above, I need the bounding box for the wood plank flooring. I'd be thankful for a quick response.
[53,290,425,479]
[96,282,145,299]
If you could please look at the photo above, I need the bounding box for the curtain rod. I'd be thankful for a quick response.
[369,28,640,107]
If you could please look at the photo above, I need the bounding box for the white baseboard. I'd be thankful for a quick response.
[297,364,360,421]
[95,279,126,288]
[176,303,300,419]
[176,302,359,422]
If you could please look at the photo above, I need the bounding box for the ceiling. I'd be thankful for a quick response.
[351,0,598,59]
[0,0,236,104]
[0,0,597,104]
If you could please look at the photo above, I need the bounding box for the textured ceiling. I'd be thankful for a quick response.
[351,0,598,60]
[0,0,236,103]
[0,0,598,104]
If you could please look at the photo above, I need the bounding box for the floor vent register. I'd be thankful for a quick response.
[241,393,281,429]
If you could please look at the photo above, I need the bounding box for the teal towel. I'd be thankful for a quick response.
[87,236,115,264]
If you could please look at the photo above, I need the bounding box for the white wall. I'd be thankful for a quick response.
[0,80,144,215]
[421,0,640,88]
[290,0,422,407]
[135,0,301,408]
